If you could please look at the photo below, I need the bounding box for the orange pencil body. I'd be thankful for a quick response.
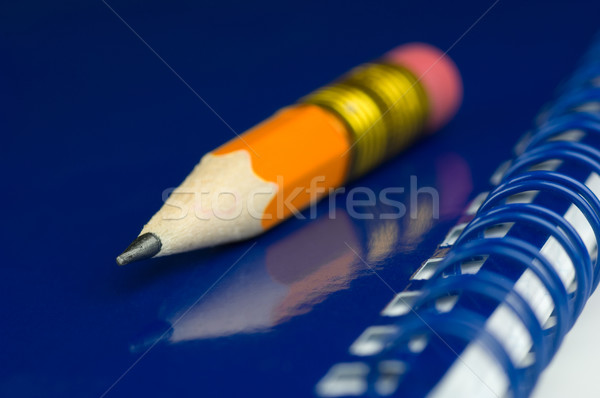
[214,105,351,228]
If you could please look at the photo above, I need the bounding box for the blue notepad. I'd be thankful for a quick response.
[315,33,600,398]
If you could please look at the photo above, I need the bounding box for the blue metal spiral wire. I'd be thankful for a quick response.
[363,35,600,397]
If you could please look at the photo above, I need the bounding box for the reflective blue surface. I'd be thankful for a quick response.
[2,1,600,397]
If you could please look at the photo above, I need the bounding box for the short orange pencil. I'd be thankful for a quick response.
[116,43,463,265]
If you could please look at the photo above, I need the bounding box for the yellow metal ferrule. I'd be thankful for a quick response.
[302,61,430,179]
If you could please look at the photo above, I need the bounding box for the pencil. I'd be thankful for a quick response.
[116,43,462,265]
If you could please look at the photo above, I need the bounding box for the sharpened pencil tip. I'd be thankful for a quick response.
[116,233,162,266]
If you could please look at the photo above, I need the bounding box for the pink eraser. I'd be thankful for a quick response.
[384,43,463,132]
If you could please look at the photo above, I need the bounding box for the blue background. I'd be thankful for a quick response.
[2,0,600,397]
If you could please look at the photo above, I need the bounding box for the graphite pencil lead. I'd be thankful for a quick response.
[116,232,162,266]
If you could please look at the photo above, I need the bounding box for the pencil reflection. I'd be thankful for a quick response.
[437,152,473,219]
[265,212,362,323]
[156,211,367,346]
[394,196,433,252]
[131,154,472,350]
[131,211,401,350]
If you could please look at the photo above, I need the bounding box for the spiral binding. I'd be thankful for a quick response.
[332,35,600,397]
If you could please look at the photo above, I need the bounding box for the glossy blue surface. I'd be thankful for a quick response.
[2,1,600,397]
